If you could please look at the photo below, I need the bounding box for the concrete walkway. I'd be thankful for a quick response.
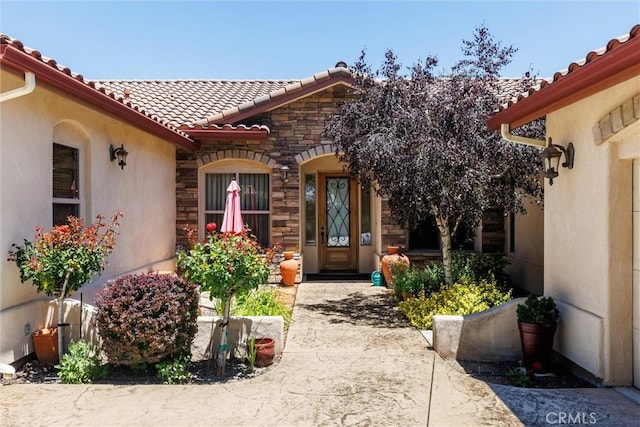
[1,281,639,426]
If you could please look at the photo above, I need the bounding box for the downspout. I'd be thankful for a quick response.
[0,71,36,103]
[500,123,545,148]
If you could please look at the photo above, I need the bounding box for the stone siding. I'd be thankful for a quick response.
[176,86,348,251]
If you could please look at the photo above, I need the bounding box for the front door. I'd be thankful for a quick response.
[318,173,358,272]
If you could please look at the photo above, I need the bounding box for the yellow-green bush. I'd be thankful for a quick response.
[398,276,511,330]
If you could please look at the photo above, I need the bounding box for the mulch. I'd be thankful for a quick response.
[455,360,596,389]
[1,357,278,386]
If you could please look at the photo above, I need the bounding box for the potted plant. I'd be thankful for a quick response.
[177,224,272,375]
[8,212,122,363]
[516,294,560,371]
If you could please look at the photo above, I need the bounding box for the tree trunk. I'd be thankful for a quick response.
[57,297,64,362]
[216,291,233,376]
[435,218,454,286]
[57,271,71,362]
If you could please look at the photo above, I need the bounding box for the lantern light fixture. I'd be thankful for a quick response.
[109,144,128,170]
[280,164,290,183]
[539,138,574,185]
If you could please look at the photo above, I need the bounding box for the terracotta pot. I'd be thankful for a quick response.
[380,246,410,288]
[32,328,59,365]
[518,321,557,370]
[279,252,297,287]
[401,292,414,301]
[254,337,275,368]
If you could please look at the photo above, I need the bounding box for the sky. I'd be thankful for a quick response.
[1,1,638,80]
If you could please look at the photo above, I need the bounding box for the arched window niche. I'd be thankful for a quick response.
[198,158,273,246]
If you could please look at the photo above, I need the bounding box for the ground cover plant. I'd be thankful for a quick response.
[56,340,107,384]
[398,276,511,330]
[392,252,511,300]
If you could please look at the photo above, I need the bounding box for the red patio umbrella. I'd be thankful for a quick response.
[220,179,244,234]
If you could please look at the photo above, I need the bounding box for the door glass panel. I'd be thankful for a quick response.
[326,177,350,247]
[305,174,316,245]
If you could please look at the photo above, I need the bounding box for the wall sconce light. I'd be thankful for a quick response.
[280,164,290,183]
[539,138,574,185]
[110,144,129,170]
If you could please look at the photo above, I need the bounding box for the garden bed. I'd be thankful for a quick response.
[1,356,280,386]
[2,284,297,387]
[454,360,596,389]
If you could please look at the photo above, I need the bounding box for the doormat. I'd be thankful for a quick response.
[304,274,372,282]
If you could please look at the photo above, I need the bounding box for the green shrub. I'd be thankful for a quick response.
[56,341,108,384]
[215,288,293,327]
[393,252,511,301]
[392,264,444,299]
[398,276,512,330]
[156,354,192,384]
[463,252,511,289]
[95,273,199,366]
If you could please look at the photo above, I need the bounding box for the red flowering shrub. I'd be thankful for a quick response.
[8,212,122,297]
[95,273,199,366]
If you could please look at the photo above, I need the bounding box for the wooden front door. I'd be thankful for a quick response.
[318,173,358,272]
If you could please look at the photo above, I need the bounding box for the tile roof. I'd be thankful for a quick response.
[0,34,196,149]
[488,24,640,129]
[95,66,353,129]
[1,32,549,140]
[94,79,298,128]
[96,72,528,129]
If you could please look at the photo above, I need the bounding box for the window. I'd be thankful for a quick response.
[409,217,440,250]
[409,215,473,251]
[204,172,270,247]
[53,143,80,225]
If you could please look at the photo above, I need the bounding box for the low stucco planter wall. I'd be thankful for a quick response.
[193,316,284,361]
[432,297,525,361]
[42,299,101,350]
[42,300,284,363]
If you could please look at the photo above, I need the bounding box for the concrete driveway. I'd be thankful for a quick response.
[1,281,638,426]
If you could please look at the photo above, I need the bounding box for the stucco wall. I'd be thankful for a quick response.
[0,69,178,364]
[544,77,639,385]
[633,158,640,387]
[507,203,544,294]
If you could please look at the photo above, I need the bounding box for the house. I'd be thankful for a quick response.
[488,24,640,387]
[1,32,542,366]
[96,73,542,286]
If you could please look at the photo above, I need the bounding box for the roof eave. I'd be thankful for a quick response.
[0,44,199,151]
[487,35,640,130]
[182,128,270,141]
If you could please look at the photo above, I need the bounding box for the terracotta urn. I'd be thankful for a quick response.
[279,251,297,286]
[380,246,410,287]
